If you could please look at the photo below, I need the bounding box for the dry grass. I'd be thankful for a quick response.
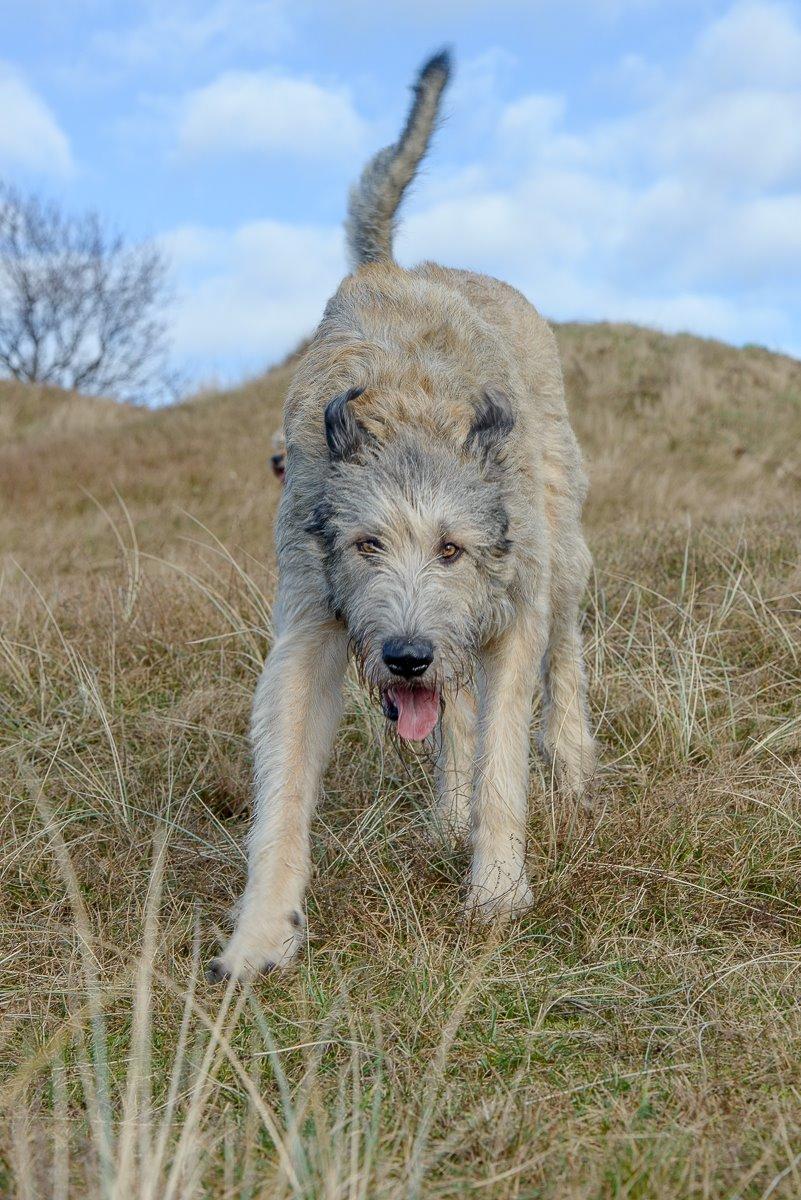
[0,378,139,446]
[1,322,800,1198]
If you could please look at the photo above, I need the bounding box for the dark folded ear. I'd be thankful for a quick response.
[324,386,366,460]
[465,387,515,463]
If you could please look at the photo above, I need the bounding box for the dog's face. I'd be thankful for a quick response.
[306,388,516,740]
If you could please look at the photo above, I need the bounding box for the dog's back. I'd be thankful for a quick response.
[286,51,585,532]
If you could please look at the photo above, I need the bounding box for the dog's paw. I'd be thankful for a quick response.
[463,865,533,924]
[206,909,305,983]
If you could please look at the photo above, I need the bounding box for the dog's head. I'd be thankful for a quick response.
[305,386,517,741]
[270,429,286,482]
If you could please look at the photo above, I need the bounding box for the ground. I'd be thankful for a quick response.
[1,322,800,1198]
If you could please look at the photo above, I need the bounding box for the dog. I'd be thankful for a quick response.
[208,50,596,981]
[270,428,286,482]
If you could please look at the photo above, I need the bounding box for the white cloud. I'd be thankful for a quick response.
[401,168,619,272]
[328,0,674,15]
[90,0,292,72]
[176,69,367,160]
[651,89,801,189]
[515,6,801,196]
[160,0,801,378]
[0,64,73,176]
[691,195,801,286]
[498,94,566,156]
[162,219,346,366]
[396,0,801,354]
[691,0,801,88]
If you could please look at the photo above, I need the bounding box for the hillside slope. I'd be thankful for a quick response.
[1,323,800,580]
[0,377,139,445]
[1,323,801,1199]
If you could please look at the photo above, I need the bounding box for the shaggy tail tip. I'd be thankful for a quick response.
[345,48,453,269]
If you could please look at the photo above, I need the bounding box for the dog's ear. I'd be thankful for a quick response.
[324,386,366,460]
[465,387,515,464]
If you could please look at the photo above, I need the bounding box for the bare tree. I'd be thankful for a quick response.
[0,183,174,403]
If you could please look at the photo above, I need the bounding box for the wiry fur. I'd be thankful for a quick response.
[209,52,597,983]
[345,49,451,268]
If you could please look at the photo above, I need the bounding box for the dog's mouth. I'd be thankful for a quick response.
[381,685,440,741]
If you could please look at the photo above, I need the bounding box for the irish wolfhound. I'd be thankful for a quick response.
[209,50,596,981]
[269,428,286,482]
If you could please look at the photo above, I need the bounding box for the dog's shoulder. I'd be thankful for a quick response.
[282,260,567,465]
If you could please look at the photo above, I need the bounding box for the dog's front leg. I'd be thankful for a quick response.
[434,688,476,841]
[466,610,544,920]
[209,617,347,980]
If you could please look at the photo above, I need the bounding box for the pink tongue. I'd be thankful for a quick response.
[390,686,441,741]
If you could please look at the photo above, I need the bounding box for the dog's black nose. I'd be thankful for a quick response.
[382,637,434,678]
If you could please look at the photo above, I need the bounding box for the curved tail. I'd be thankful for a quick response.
[345,49,452,269]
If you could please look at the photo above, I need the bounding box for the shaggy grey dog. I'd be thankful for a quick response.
[209,50,596,981]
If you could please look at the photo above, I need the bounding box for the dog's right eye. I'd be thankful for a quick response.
[355,537,383,556]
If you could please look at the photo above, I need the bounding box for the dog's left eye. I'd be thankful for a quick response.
[356,537,383,556]
[438,542,463,563]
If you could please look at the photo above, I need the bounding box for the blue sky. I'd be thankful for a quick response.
[3,0,801,393]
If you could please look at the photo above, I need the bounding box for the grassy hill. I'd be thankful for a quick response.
[0,377,139,445]
[1,323,800,1198]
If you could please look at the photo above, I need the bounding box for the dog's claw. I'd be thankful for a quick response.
[208,910,305,982]
[207,956,281,982]
[206,958,230,984]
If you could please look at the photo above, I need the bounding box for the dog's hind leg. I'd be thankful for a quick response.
[208,614,348,981]
[540,538,596,807]
[466,607,546,920]
[434,688,476,842]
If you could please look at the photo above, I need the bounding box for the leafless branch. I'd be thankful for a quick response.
[0,182,175,403]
